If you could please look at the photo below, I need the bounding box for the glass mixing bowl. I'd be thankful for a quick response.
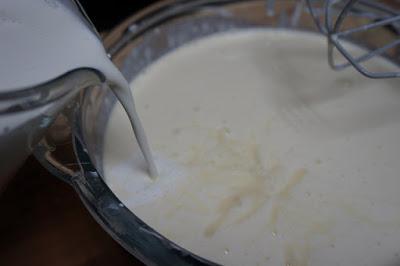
[41,0,400,265]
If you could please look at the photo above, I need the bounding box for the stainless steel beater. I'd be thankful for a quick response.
[305,0,400,78]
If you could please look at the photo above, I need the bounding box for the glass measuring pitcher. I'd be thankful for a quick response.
[0,0,104,190]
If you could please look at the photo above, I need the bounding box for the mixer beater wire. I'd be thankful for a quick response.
[305,0,400,78]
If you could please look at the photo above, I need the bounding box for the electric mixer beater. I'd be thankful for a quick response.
[305,0,400,78]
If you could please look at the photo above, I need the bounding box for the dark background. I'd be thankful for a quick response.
[79,1,156,32]
[0,2,158,266]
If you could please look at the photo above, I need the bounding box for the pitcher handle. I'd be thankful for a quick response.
[32,69,104,185]
[34,138,77,185]
[33,110,79,185]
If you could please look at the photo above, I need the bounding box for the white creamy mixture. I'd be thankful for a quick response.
[0,0,156,176]
[104,30,400,266]
[0,0,121,91]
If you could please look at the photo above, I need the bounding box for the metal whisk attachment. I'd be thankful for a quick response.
[305,0,400,79]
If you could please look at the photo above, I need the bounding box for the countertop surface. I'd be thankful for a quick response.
[0,157,144,266]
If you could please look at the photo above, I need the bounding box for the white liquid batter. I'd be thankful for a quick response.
[0,0,156,176]
[0,0,121,91]
[104,30,400,266]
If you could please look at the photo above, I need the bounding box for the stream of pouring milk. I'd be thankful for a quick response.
[104,30,400,266]
[0,0,157,177]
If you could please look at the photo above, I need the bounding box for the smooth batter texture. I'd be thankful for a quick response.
[103,30,400,266]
